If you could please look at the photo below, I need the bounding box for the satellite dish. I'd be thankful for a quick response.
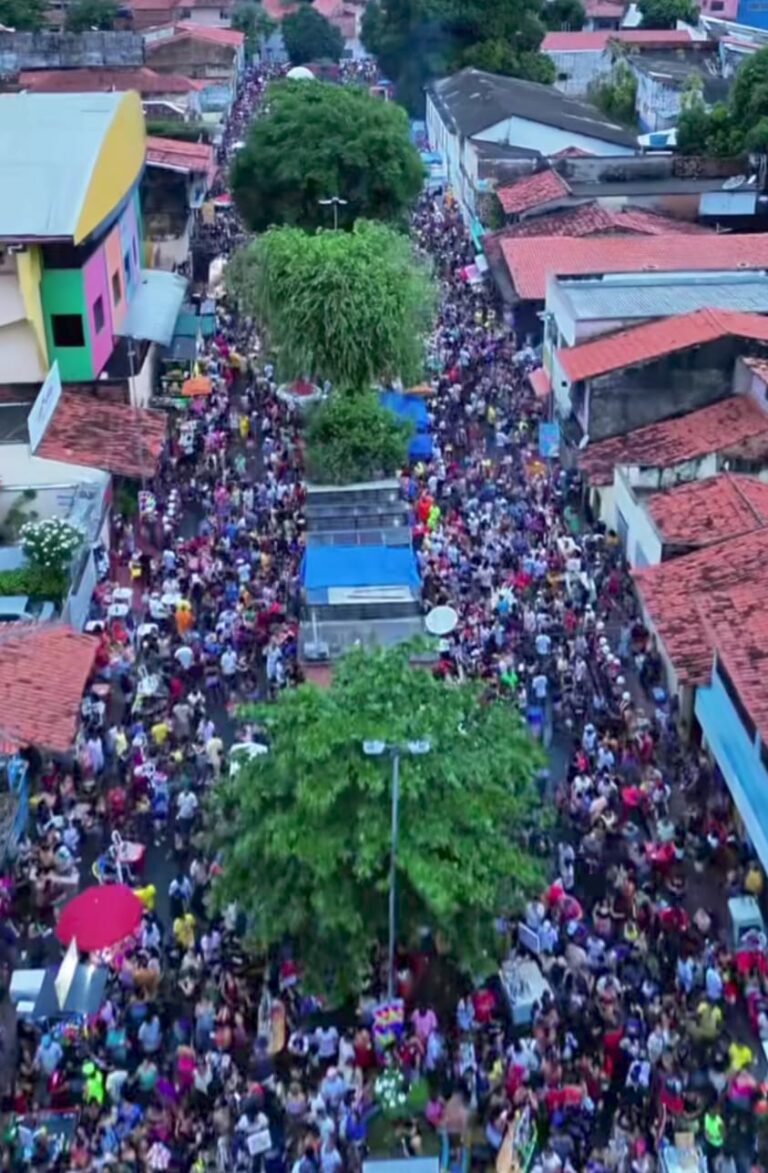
[425,605,459,636]
[722,174,747,190]
[286,65,315,80]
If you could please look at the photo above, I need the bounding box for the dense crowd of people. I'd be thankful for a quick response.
[3,56,768,1173]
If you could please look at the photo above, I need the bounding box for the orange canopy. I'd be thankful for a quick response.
[181,376,212,397]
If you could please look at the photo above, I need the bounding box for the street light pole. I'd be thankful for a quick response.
[388,749,400,1001]
[318,195,348,230]
[363,738,431,1001]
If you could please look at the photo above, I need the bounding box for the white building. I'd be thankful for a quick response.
[425,68,636,222]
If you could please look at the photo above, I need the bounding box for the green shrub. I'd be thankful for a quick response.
[305,392,413,484]
[0,565,68,602]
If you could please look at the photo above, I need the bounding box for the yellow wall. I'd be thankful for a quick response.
[16,246,48,370]
[75,92,146,245]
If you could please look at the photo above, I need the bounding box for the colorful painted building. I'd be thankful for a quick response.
[0,91,185,384]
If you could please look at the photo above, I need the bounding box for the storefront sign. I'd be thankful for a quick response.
[28,361,62,453]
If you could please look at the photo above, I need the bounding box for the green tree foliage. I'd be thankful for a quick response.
[305,392,413,483]
[730,46,768,133]
[227,220,436,389]
[64,0,117,30]
[231,81,424,233]
[210,645,545,1000]
[588,60,638,125]
[231,1,276,55]
[362,0,554,113]
[543,0,586,29]
[0,0,48,29]
[638,0,697,25]
[282,4,344,63]
[675,50,768,157]
[145,120,215,142]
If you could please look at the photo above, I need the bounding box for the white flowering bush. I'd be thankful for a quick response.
[374,1066,408,1119]
[20,517,84,574]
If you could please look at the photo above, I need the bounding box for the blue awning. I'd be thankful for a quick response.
[301,545,420,591]
[117,269,188,347]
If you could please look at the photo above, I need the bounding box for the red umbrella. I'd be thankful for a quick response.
[55,884,143,952]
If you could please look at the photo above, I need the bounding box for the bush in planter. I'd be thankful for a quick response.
[20,518,84,576]
[0,565,68,602]
[305,392,413,484]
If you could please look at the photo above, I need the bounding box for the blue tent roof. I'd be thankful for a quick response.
[379,390,433,460]
[302,545,420,591]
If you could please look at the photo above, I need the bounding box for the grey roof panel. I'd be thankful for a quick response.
[428,68,636,147]
[0,92,123,238]
[562,277,768,320]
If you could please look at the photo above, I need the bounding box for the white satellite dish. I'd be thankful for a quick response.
[425,605,459,636]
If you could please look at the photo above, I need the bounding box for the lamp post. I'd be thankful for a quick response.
[318,196,348,231]
[362,738,431,999]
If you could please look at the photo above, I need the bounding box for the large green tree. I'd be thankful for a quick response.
[638,0,697,24]
[227,220,436,389]
[231,1,276,56]
[677,45,768,156]
[231,80,424,233]
[305,391,413,483]
[361,0,554,113]
[210,646,545,1000]
[0,0,47,29]
[64,0,117,30]
[282,4,344,64]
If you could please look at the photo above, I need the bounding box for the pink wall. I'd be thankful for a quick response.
[700,0,738,17]
[83,245,114,377]
[105,224,126,327]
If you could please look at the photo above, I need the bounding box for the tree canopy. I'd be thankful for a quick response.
[0,0,47,29]
[361,0,555,113]
[677,45,768,155]
[210,645,545,1000]
[543,0,585,29]
[227,220,436,390]
[305,391,413,483]
[282,4,344,63]
[231,1,276,55]
[231,80,424,233]
[638,0,697,25]
[588,60,638,125]
[64,0,117,30]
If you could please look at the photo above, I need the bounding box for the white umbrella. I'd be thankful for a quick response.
[425,605,459,636]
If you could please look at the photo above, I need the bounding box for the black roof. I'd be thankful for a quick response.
[428,68,637,148]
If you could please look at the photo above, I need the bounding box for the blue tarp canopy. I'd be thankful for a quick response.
[302,545,420,591]
[117,270,187,347]
[379,390,433,462]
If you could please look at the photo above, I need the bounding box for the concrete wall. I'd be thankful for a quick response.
[474,114,631,157]
[633,67,681,133]
[0,321,47,384]
[0,31,143,74]
[0,445,105,521]
[545,48,612,95]
[584,338,737,440]
[613,466,664,567]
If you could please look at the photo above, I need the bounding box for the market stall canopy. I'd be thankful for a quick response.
[55,884,143,952]
[11,963,108,1019]
[181,376,212,397]
[174,302,217,339]
[36,391,167,481]
[116,269,188,348]
[0,624,97,754]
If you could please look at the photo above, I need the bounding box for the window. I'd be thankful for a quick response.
[93,295,105,334]
[51,313,85,348]
[112,270,122,305]
[124,249,132,282]
[710,2,724,9]
[133,238,139,265]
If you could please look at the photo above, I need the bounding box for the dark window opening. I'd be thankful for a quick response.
[124,250,132,282]
[51,313,85,348]
[112,270,122,305]
[716,658,756,742]
[93,295,105,334]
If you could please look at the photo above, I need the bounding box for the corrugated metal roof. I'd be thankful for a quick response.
[116,269,187,347]
[700,190,758,217]
[0,91,125,239]
[562,275,768,320]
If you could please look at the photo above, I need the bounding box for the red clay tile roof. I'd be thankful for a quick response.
[146,135,216,179]
[541,28,696,49]
[260,0,298,15]
[0,624,97,752]
[633,526,768,685]
[529,367,551,399]
[501,233,768,300]
[557,308,768,383]
[489,202,709,241]
[646,472,768,548]
[18,66,201,94]
[584,0,626,16]
[579,396,768,486]
[551,147,594,158]
[696,582,768,742]
[36,392,167,480]
[174,20,244,43]
[496,169,570,215]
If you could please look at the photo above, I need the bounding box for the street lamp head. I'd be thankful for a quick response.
[406,739,431,755]
[362,740,387,757]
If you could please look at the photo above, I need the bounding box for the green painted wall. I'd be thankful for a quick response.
[41,268,93,382]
